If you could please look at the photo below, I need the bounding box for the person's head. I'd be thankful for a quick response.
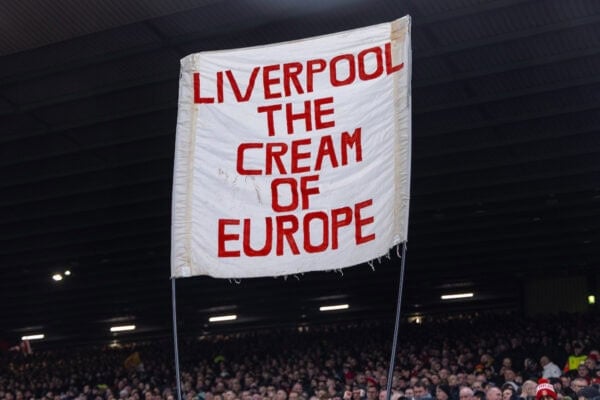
[577,365,590,378]
[367,388,378,400]
[435,386,450,400]
[459,388,474,400]
[502,388,514,400]
[276,391,287,400]
[570,379,588,395]
[576,386,600,400]
[472,383,483,393]
[521,381,537,398]
[539,357,550,367]
[413,384,429,400]
[504,371,516,383]
[584,355,597,371]
[535,379,556,400]
[486,387,502,400]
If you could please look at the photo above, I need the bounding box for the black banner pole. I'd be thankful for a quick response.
[171,278,184,400]
[385,242,408,400]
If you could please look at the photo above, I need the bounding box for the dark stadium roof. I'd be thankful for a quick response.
[1,0,599,347]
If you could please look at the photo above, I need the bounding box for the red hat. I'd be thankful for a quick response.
[366,377,378,387]
[536,379,557,400]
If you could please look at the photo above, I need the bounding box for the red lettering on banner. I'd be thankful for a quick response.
[263,64,282,99]
[236,129,361,176]
[216,199,375,257]
[283,62,304,96]
[226,67,259,102]
[358,46,384,80]
[192,42,403,104]
[303,211,329,252]
[290,138,311,173]
[276,214,300,255]
[218,219,241,257]
[242,218,272,256]
[314,97,335,130]
[355,199,375,244]
[257,97,334,136]
[256,104,281,136]
[271,175,320,212]
[236,143,262,175]
[341,127,362,164]
[286,100,312,134]
[193,73,214,104]
[271,178,299,212]
[385,42,403,74]
[331,207,353,249]
[330,54,355,87]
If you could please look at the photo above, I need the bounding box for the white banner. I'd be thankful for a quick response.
[171,16,411,278]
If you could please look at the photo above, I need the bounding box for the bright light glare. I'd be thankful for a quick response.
[589,295,596,305]
[110,325,136,332]
[319,304,349,311]
[64,270,71,276]
[209,314,237,322]
[52,274,63,281]
[21,334,44,340]
[441,292,474,300]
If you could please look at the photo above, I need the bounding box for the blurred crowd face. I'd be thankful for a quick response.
[501,389,513,400]
[486,387,501,400]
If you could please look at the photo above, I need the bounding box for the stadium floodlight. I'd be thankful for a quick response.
[110,325,136,332]
[21,334,44,340]
[209,314,237,322]
[589,295,596,305]
[319,304,349,311]
[52,274,63,281]
[441,292,474,300]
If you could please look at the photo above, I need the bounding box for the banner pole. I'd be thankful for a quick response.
[171,278,184,400]
[385,242,408,400]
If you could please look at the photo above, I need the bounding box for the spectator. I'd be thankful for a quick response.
[414,384,433,400]
[520,381,537,400]
[435,386,451,400]
[575,386,600,400]
[486,387,502,400]
[565,344,588,375]
[534,379,556,400]
[540,358,562,379]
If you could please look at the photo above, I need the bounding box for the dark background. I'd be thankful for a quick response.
[1,0,599,348]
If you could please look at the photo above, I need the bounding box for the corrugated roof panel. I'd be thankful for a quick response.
[0,0,219,55]
[0,25,160,82]
[153,0,268,38]
[447,24,600,74]
[4,49,181,107]
[463,53,600,98]
[414,81,473,110]
[414,0,492,16]
[413,57,456,82]
[430,0,600,46]
[31,81,177,127]
[481,83,600,120]
[414,105,487,134]
[416,108,600,157]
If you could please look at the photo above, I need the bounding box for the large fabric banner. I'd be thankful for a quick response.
[171,17,411,278]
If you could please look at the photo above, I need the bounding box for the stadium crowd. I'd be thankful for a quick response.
[1,312,599,400]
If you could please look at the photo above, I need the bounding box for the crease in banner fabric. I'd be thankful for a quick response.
[171,16,412,279]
